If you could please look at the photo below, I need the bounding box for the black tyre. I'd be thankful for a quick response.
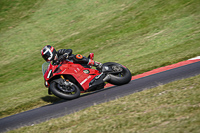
[104,62,132,85]
[49,80,80,100]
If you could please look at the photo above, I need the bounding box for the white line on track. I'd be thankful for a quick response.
[188,56,200,60]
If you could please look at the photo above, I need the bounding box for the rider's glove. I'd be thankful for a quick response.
[58,53,69,62]
[63,53,69,59]
[58,55,65,62]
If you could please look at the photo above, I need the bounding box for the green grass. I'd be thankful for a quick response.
[8,74,200,133]
[0,0,200,124]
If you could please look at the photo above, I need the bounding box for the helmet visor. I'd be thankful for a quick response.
[42,51,53,61]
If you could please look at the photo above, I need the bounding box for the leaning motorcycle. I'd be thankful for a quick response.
[42,55,132,100]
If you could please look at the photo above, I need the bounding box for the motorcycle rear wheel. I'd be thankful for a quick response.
[104,62,132,85]
[50,80,80,100]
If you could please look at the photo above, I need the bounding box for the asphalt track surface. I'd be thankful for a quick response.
[1,60,200,132]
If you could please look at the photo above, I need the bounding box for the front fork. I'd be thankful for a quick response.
[60,75,73,86]
[61,75,65,80]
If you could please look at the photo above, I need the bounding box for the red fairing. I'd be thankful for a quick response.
[43,60,100,91]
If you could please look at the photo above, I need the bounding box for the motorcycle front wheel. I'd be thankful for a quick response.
[49,80,80,100]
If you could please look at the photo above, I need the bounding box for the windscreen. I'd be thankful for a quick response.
[42,62,50,76]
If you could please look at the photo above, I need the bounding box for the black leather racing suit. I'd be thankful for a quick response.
[53,49,100,67]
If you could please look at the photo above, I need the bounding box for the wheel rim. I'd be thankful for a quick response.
[112,65,123,72]
[56,83,77,95]
[111,65,124,77]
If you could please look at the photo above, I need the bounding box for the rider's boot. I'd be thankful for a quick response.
[88,53,94,60]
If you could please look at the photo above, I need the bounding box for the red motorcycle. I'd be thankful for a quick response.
[42,54,132,100]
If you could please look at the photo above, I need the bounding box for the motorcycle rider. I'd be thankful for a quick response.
[41,45,102,70]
